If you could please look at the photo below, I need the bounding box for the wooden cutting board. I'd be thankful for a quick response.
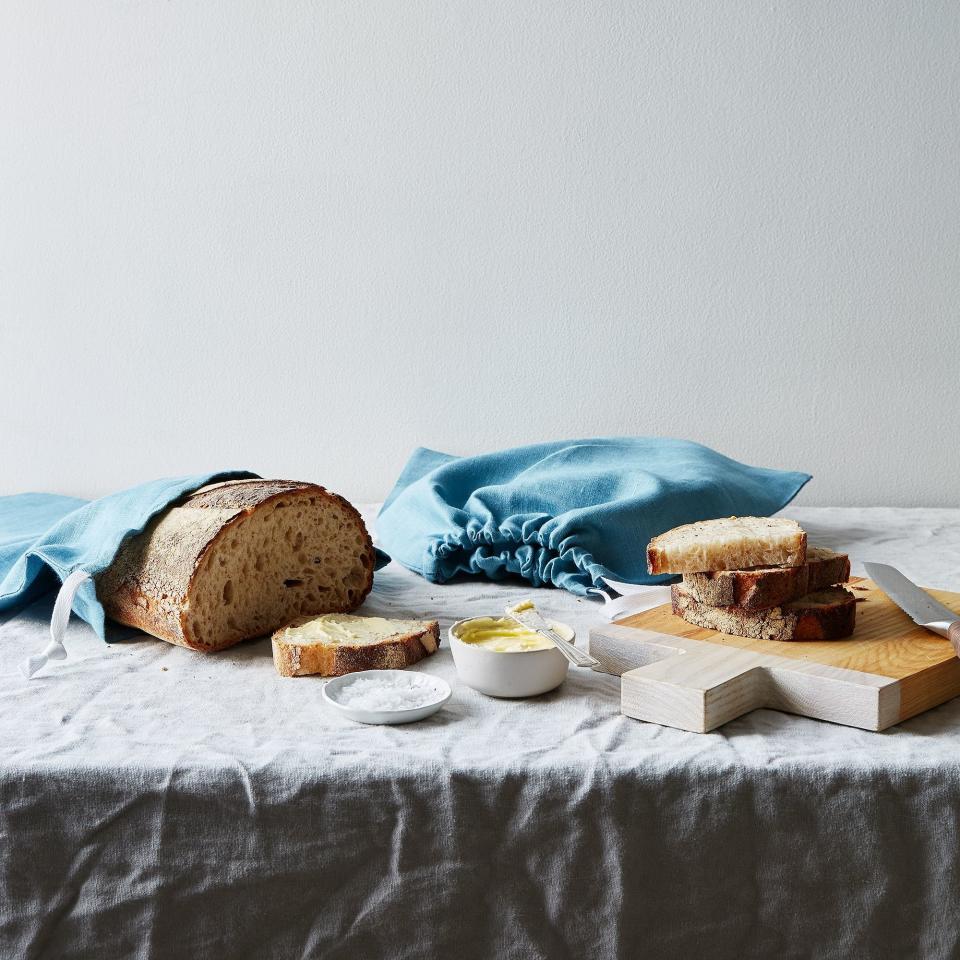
[589,578,960,732]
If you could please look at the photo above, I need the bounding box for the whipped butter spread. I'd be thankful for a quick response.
[506,599,535,614]
[456,617,554,653]
[285,614,421,646]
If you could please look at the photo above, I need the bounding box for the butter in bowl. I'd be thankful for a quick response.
[449,611,578,698]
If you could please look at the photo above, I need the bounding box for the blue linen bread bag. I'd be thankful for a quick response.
[376,437,810,596]
[1,471,388,676]
[1,471,258,675]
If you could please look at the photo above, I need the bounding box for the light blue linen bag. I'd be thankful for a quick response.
[377,437,810,595]
[0,471,258,675]
[1,472,390,677]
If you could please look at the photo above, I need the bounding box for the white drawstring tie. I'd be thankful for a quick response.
[21,570,92,679]
[589,577,673,622]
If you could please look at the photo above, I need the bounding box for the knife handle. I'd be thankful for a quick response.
[950,621,960,658]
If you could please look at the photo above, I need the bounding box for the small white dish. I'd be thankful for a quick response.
[449,617,577,698]
[322,670,452,725]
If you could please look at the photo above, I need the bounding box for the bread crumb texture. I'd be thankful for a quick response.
[647,516,807,574]
[97,480,375,652]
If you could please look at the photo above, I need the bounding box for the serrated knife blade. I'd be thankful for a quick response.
[863,563,960,651]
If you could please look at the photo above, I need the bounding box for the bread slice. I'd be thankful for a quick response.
[670,584,856,641]
[97,479,376,652]
[680,547,851,610]
[647,517,806,575]
[272,614,440,677]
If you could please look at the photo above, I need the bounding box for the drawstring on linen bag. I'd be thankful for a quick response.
[20,570,92,679]
[589,577,673,622]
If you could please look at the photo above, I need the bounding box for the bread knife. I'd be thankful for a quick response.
[863,562,960,655]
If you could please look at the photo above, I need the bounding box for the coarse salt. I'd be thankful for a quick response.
[335,674,441,712]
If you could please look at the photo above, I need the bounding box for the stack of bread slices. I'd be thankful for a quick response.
[646,517,856,641]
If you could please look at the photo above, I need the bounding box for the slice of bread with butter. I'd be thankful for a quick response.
[272,614,440,677]
[96,479,375,652]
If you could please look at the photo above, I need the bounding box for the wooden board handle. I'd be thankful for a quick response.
[590,624,900,733]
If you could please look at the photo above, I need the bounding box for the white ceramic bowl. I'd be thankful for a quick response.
[322,670,452,725]
[448,617,577,698]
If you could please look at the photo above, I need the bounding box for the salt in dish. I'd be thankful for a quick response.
[323,670,452,725]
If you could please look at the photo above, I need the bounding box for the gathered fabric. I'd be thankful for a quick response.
[377,438,810,596]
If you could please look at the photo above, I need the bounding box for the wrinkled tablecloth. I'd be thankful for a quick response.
[2,506,960,959]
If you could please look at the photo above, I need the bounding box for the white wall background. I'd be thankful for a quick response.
[1,1,958,506]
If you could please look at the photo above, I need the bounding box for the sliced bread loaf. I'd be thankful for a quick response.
[97,479,375,652]
[680,547,851,610]
[647,517,807,575]
[272,614,440,677]
[670,584,856,641]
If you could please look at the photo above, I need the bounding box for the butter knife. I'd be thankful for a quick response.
[505,601,601,669]
[863,562,960,654]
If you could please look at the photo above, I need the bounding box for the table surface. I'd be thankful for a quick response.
[3,505,960,960]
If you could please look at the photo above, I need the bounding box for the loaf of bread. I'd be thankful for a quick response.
[647,517,807,575]
[96,479,375,652]
[680,547,850,610]
[671,584,856,641]
[272,614,440,677]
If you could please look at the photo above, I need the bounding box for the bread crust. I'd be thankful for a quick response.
[670,585,856,641]
[271,620,440,677]
[681,548,851,610]
[96,480,375,651]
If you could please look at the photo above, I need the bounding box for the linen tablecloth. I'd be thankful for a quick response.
[2,506,959,959]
